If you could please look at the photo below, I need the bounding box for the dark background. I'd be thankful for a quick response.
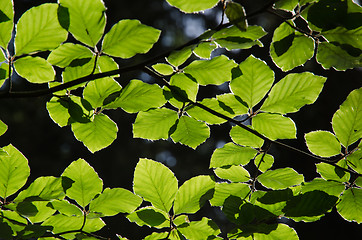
[0,0,361,239]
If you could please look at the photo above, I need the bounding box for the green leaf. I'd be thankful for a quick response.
[337,188,362,223]
[274,0,299,11]
[48,199,83,216]
[71,113,117,153]
[47,43,94,68]
[217,93,249,114]
[171,116,210,149]
[126,206,169,228]
[15,176,64,201]
[323,26,362,50]
[213,25,266,50]
[210,143,257,168]
[210,182,250,207]
[167,46,193,67]
[254,154,274,172]
[258,168,304,190]
[61,159,103,207]
[316,42,362,70]
[230,125,264,148]
[167,73,198,108]
[174,175,215,215]
[225,1,247,32]
[347,149,362,173]
[19,201,56,223]
[178,217,220,240]
[133,158,178,213]
[108,80,166,113]
[301,178,345,197]
[0,144,30,198]
[193,42,216,59]
[0,220,14,240]
[252,113,296,140]
[62,56,95,90]
[47,97,73,127]
[166,0,219,13]
[90,188,142,216]
[184,55,237,85]
[251,189,293,217]
[214,165,250,182]
[0,0,13,49]
[305,131,341,157]
[0,119,7,136]
[59,0,106,47]
[230,55,274,108]
[1,209,27,233]
[254,224,298,240]
[270,22,314,71]
[15,3,67,55]
[102,19,160,58]
[14,56,55,84]
[133,108,178,140]
[332,88,362,147]
[144,232,170,240]
[316,162,350,182]
[152,63,174,75]
[283,190,338,222]
[261,72,326,114]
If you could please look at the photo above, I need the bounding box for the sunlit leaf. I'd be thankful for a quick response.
[254,153,274,172]
[337,188,362,223]
[214,165,250,182]
[133,108,178,140]
[62,56,95,90]
[133,159,178,213]
[230,55,274,108]
[252,113,296,140]
[346,149,362,173]
[305,131,341,157]
[167,46,193,67]
[108,80,166,113]
[102,19,160,58]
[210,143,257,168]
[225,1,247,31]
[48,199,83,217]
[274,0,298,11]
[0,119,7,136]
[47,43,94,68]
[261,72,326,114]
[90,188,142,216]
[0,0,13,49]
[166,0,219,13]
[14,56,55,84]
[230,125,264,148]
[167,73,198,108]
[152,63,174,75]
[332,88,362,147]
[0,144,30,198]
[62,159,103,207]
[254,224,298,240]
[210,182,250,207]
[71,113,118,153]
[126,206,169,228]
[15,3,67,55]
[301,178,345,197]
[59,0,106,47]
[178,217,221,239]
[323,26,362,50]
[316,162,350,182]
[171,116,210,149]
[193,41,216,59]
[174,175,215,215]
[258,168,304,190]
[270,22,314,71]
[184,55,237,85]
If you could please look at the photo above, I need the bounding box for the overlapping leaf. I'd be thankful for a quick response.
[178,217,220,239]
[258,168,304,190]
[126,206,169,228]
[47,43,94,68]
[337,188,362,223]
[0,0,13,49]
[210,143,257,168]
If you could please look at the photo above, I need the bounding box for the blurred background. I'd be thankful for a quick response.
[1,0,361,239]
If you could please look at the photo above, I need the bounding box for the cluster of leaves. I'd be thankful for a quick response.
[0,0,361,239]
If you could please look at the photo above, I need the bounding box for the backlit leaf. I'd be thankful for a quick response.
[59,0,106,47]
[230,125,264,148]
[301,178,345,197]
[174,175,215,215]
[0,144,30,198]
[214,165,250,182]
[62,159,103,207]
[102,19,160,58]
[133,159,178,213]
[71,113,118,153]
[184,55,237,85]
[90,188,142,216]
[15,3,67,55]
[167,73,198,108]
[133,108,178,140]
[225,1,247,31]
[193,41,216,59]
[47,43,93,68]
[254,153,274,172]
[14,56,55,84]
[337,188,362,223]
[48,199,83,217]
[166,0,219,13]
[210,143,257,168]
[178,217,221,239]
[261,72,326,114]
[274,0,299,11]
[254,224,298,240]
[0,119,7,136]
[258,168,304,190]
[322,26,362,50]
[316,162,350,182]
[126,206,169,228]
[167,46,193,67]
[305,131,341,157]
[230,55,274,108]
[332,87,362,147]
[210,182,250,207]
[171,116,210,149]
[152,63,174,75]
[346,149,362,173]
[0,0,13,49]
[252,113,296,140]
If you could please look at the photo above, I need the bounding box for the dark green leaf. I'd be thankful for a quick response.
[0,0,13,49]
[225,1,247,31]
